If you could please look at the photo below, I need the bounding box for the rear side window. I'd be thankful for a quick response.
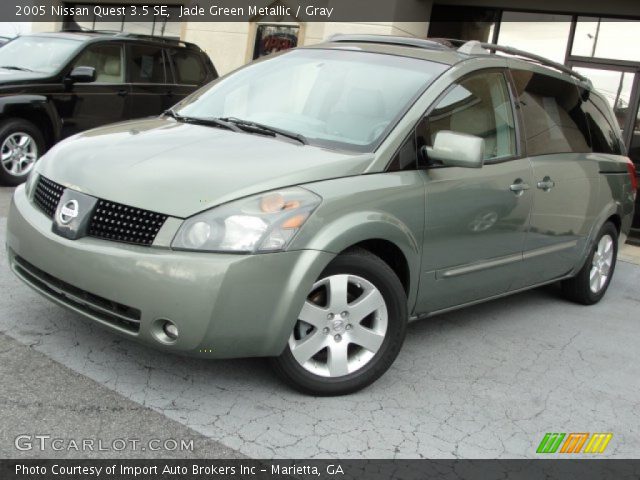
[129,45,166,83]
[511,70,590,155]
[579,93,623,155]
[169,49,206,85]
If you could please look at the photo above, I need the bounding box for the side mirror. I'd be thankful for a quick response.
[68,66,96,83]
[422,130,485,168]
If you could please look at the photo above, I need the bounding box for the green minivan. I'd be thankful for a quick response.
[6,35,637,395]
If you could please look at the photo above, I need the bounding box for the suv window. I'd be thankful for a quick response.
[129,45,166,83]
[579,93,623,155]
[169,49,206,85]
[511,70,590,156]
[421,70,517,161]
[73,44,123,83]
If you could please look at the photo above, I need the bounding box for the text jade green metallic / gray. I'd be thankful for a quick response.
[6,37,636,395]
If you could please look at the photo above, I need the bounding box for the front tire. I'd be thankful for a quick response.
[0,118,44,186]
[272,248,407,396]
[561,221,618,305]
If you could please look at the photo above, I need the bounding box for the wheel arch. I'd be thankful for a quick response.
[575,202,625,275]
[291,211,421,311]
[0,95,62,149]
[345,239,411,297]
[606,213,621,234]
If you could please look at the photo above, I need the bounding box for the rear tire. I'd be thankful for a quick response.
[271,248,407,396]
[0,118,45,186]
[561,222,618,305]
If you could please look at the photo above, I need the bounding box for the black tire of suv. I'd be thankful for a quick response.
[271,248,408,396]
[561,221,618,305]
[0,118,45,186]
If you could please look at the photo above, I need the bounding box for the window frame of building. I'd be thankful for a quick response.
[62,3,182,39]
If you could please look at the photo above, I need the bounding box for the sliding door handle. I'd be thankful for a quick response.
[537,177,555,191]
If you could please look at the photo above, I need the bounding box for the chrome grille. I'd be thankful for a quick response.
[33,176,64,218]
[88,199,167,246]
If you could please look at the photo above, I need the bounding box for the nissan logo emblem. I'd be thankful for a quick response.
[59,199,79,225]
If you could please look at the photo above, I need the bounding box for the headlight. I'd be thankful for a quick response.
[172,187,321,253]
[24,170,39,199]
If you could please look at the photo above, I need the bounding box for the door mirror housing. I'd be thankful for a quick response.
[68,66,96,83]
[422,131,485,168]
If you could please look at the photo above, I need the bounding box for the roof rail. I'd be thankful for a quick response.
[327,34,449,51]
[326,34,590,86]
[114,32,196,48]
[457,40,591,86]
[60,28,197,50]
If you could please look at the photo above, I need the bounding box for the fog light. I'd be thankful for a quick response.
[163,321,179,340]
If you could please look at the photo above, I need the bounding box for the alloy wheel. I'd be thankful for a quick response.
[288,274,388,378]
[1,132,38,177]
[589,234,614,293]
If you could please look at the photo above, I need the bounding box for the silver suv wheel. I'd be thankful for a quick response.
[288,274,388,378]
[1,132,38,177]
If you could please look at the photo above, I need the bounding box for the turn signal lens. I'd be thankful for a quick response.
[281,214,308,229]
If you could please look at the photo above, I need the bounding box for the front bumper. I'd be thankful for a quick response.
[6,186,334,358]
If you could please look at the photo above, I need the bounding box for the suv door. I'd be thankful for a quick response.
[127,43,172,119]
[60,42,129,136]
[509,68,599,288]
[415,69,534,314]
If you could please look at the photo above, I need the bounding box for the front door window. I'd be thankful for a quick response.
[73,44,124,84]
[421,70,517,161]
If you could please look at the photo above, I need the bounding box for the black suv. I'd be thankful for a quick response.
[0,31,217,185]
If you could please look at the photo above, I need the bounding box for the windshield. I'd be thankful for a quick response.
[0,36,82,74]
[176,49,447,151]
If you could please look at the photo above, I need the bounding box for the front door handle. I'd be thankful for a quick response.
[510,180,530,194]
[117,89,128,97]
[537,176,555,191]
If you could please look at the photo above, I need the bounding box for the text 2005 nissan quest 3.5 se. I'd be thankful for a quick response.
[6,36,637,395]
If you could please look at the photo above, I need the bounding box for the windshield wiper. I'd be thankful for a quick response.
[163,108,182,120]
[219,117,307,145]
[163,110,242,132]
[0,65,34,72]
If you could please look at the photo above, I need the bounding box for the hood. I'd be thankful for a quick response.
[38,117,373,218]
[0,68,51,85]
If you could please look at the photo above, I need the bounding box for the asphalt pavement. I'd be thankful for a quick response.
[1,185,639,459]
